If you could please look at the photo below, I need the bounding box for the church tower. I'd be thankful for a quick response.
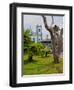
[36,25,42,42]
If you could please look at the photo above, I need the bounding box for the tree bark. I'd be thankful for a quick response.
[51,35,60,63]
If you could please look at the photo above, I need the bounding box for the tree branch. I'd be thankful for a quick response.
[42,15,52,33]
[60,28,63,36]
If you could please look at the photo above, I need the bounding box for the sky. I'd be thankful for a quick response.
[23,14,64,40]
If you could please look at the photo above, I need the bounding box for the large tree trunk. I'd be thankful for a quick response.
[51,35,59,63]
[42,15,63,64]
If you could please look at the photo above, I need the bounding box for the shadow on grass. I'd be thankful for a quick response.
[24,59,37,64]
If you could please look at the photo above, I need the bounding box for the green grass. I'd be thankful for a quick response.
[22,54,63,75]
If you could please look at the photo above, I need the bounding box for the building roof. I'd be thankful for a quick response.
[41,39,51,43]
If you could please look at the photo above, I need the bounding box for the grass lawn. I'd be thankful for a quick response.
[22,54,63,75]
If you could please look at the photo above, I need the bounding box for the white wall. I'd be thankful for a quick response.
[0,0,74,89]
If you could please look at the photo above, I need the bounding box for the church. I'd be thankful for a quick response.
[29,24,52,49]
[29,24,42,42]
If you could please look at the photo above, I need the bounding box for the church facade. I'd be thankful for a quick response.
[29,24,52,50]
[29,25,42,42]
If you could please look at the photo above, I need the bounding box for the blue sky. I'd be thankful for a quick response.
[23,15,64,40]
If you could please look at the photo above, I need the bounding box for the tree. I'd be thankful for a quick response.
[24,29,32,53]
[27,42,45,61]
[24,29,33,62]
[42,16,63,63]
[40,46,51,57]
[44,47,51,57]
[24,30,45,61]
